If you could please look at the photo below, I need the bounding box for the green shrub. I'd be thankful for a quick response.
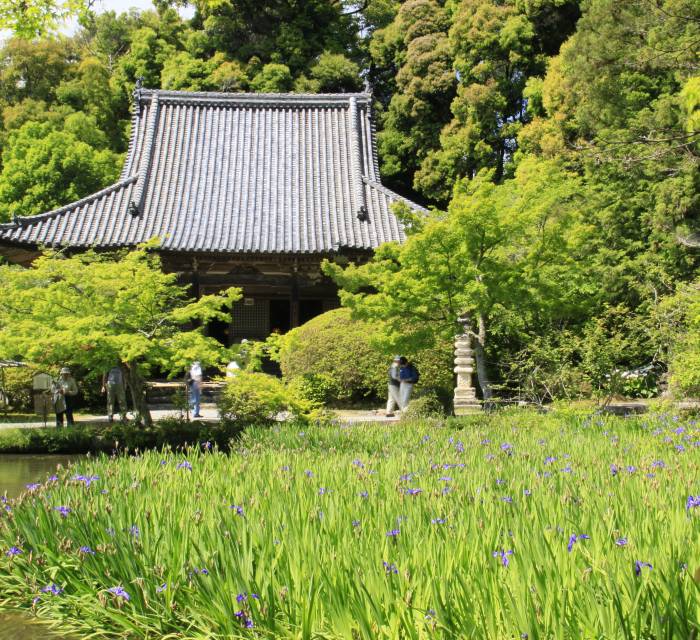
[400,394,445,421]
[278,308,454,406]
[286,373,336,405]
[1,366,36,411]
[0,419,246,455]
[217,371,316,425]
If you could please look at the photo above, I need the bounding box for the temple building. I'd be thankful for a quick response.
[0,88,424,344]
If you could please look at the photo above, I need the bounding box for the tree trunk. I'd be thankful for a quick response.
[472,314,494,401]
[124,361,153,427]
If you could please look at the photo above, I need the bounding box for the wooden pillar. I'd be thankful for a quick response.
[290,271,300,328]
[191,257,200,300]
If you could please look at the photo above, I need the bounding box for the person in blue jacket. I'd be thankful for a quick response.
[398,356,419,410]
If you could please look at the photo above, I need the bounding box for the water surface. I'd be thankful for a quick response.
[0,454,81,498]
[1,454,84,639]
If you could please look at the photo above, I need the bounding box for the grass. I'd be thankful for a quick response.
[0,409,698,639]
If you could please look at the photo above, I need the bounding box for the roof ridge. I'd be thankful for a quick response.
[139,89,372,105]
[0,175,138,229]
[362,177,429,213]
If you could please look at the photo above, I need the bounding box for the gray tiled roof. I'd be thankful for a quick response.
[0,90,425,254]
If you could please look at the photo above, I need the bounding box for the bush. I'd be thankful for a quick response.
[400,394,445,421]
[0,419,246,455]
[217,371,316,425]
[1,366,36,411]
[278,309,454,406]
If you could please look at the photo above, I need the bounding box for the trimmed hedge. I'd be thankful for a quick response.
[0,419,246,455]
[278,308,455,406]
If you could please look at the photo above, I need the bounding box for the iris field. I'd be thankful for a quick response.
[1,410,699,639]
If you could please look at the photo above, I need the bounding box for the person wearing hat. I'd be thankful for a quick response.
[386,356,402,417]
[52,367,78,427]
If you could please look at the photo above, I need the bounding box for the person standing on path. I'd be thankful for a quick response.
[386,356,401,417]
[102,365,127,422]
[188,361,204,418]
[52,367,78,426]
[398,357,419,410]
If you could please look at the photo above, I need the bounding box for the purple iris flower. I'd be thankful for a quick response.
[610,464,618,476]
[686,495,700,511]
[352,519,361,527]
[54,506,71,518]
[107,586,130,600]
[502,496,513,503]
[439,476,452,482]
[304,470,313,478]
[492,549,514,567]
[229,505,245,516]
[47,475,58,482]
[156,583,167,593]
[6,546,22,557]
[567,533,590,552]
[383,561,399,574]
[455,441,465,453]
[431,517,446,524]
[651,460,665,469]
[358,490,369,499]
[481,439,491,445]
[79,546,96,555]
[234,610,254,628]
[405,488,422,496]
[523,489,531,496]
[25,483,41,491]
[41,583,63,595]
[544,457,557,465]
[386,528,400,537]
[129,525,140,538]
[176,461,192,471]
[615,538,628,546]
[634,561,653,576]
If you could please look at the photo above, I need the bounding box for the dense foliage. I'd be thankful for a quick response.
[0,411,698,637]
[217,371,318,426]
[0,417,246,454]
[0,0,697,399]
[277,308,453,405]
[0,242,240,424]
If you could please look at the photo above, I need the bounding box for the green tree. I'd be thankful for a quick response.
[0,0,90,38]
[325,157,591,398]
[250,63,294,93]
[0,116,121,221]
[0,243,240,425]
[374,0,456,198]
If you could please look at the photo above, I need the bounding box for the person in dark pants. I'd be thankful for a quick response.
[52,367,78,427]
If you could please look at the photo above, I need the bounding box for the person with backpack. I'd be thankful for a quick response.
[386,355,402,417]
[398,356,419,410]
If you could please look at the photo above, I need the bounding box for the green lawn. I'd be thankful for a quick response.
[1,410,698,638]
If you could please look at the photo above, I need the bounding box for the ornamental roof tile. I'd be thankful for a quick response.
[0,90,424,254]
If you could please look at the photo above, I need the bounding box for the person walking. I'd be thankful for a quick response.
[52,367,78,427]
[102,365,127,422]
[398,357,419,410]
[187,361,204,418]
[386,355,401,417]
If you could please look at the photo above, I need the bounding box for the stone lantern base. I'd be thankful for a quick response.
[453,333,481,415]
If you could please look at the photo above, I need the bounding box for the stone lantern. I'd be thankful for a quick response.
[453,315,481,415]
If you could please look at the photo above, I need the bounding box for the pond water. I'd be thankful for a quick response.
[0,454,81,499]
[1,454,83,639]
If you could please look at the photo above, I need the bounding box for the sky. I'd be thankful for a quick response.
[1,0,194,42]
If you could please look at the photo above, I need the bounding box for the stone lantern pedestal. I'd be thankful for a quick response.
[453,332,481,415]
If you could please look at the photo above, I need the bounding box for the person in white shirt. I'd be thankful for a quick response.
[187,361,204,417]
